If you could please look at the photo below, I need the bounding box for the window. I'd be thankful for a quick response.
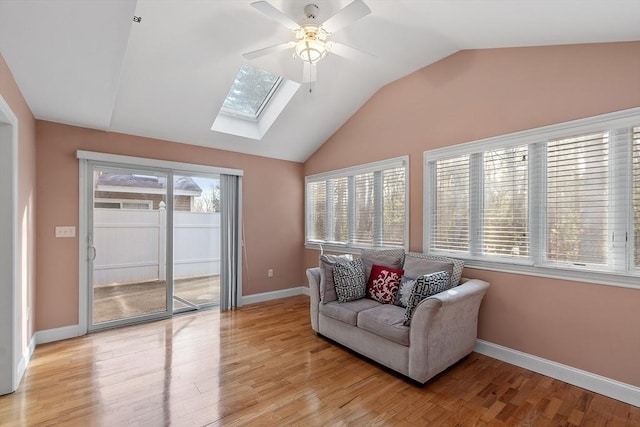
[211,63,300,140]
[306,157,408,250]
[633,126,640,268]
[220,63,282,121]
[425,108,640,284]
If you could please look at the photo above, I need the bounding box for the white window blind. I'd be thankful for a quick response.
[546,132,609,266]
[307,181,326,242]
[353,172,375,246]
[330,177,349,244]
[424,107,640,285]
[306,157,408,250]
[431,155,469,253]
[382,167,406,247]
[483,146,529,258]
[633,127,640,268]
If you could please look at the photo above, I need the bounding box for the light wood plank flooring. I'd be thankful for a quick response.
[1,296,637,426]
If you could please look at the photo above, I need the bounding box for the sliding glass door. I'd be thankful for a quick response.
[172,175,221,312]
[86,162,226,330]
[89,166,172,328]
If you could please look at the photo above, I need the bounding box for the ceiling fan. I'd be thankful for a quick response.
[244,0,372,84]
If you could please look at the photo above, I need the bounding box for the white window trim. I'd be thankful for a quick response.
[305,156,410,253]
[424,107,640,289]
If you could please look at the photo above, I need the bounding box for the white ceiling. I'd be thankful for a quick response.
[1,0,639,162]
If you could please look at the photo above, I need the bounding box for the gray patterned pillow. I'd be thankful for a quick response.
[403,271,451,326]
[333,258,367,302]
[319,254,353,303]
[404,252,464,286]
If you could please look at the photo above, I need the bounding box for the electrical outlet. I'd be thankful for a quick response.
[55,226,76,238]
[268,269,274,277]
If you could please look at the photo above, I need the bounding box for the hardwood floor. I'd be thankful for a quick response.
[1,295,637,426]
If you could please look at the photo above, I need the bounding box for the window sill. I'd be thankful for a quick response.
[461,258,639,290]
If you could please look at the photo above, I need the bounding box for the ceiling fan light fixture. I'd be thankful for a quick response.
[294,25,328,64]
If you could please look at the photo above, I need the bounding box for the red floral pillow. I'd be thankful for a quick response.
[368,264,404,304]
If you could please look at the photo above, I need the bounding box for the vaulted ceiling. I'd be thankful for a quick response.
[1,0,639,162]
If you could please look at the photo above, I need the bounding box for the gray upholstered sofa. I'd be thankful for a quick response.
[307,256,489,384]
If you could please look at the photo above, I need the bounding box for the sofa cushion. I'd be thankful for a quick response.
[404,271,451,326]
[333,258,367,302]
[360,248,405,282]
[358,304,409,346]
[320,299,381,325]
[368,264,403,304]
[319,254,352,303]
[402,255,454,284]
[404,252,464,286]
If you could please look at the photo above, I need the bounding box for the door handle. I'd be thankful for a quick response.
[88,246,97,261]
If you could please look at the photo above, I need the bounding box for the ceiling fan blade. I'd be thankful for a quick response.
[250,1,300,31]
[328,41,375,60]
[242,42,294,60]
[302,62,317,83]
[321,0,371,34]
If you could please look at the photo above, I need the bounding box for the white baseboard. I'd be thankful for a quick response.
[240,286,307,305]
[475,339,640,407]
[15,335,36,389]
[35,324,81,345]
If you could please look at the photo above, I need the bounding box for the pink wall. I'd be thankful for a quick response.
[303,42,640,386]
[0,53,37,347]
[35,121,304,330]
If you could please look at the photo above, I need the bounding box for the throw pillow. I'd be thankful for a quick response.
[360,248,405,282]
[368,264,404,304]
[395,276,416,308]
[403,271,451,326]
[333,258,367,302]
[319,254,353,303]
[404,252,464,286]
[402,255,454,285]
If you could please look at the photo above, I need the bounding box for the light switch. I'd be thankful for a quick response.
[55,226,76,238]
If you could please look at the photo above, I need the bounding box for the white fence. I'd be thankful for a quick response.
[93,208,220,286]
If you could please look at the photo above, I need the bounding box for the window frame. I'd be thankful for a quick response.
[305,156,409,253]
[424,107,640,289]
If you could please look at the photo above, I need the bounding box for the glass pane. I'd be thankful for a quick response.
[633,127,640,267]
[382,167,405,247]
[222,63,281,117]
[307,181,327,241]
[432,155,469,252]
[92,168,168,325]
[483,146,529,258]
[330,177,348,243]
[546,132,608,265]
[354,172,374,246]
[173,175,220,310]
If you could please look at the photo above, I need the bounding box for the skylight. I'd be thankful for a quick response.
[211,63,300,140]
[221,63,282,120]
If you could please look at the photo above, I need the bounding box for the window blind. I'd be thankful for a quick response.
[330,177,348,244]
[353,172,375,246]
[382,167,406,247]
[307,181,326,242]
[431,155,469,252]
[546,132,609,266]
[425,108,640,283]
[483,146,529,258]
[633,127,640,268]
[305,157,408,249]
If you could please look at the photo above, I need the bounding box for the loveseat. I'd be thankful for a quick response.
[307,250,490,384]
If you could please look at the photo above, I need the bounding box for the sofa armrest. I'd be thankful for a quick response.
[306,267,321,332]
[408,278,490,383]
